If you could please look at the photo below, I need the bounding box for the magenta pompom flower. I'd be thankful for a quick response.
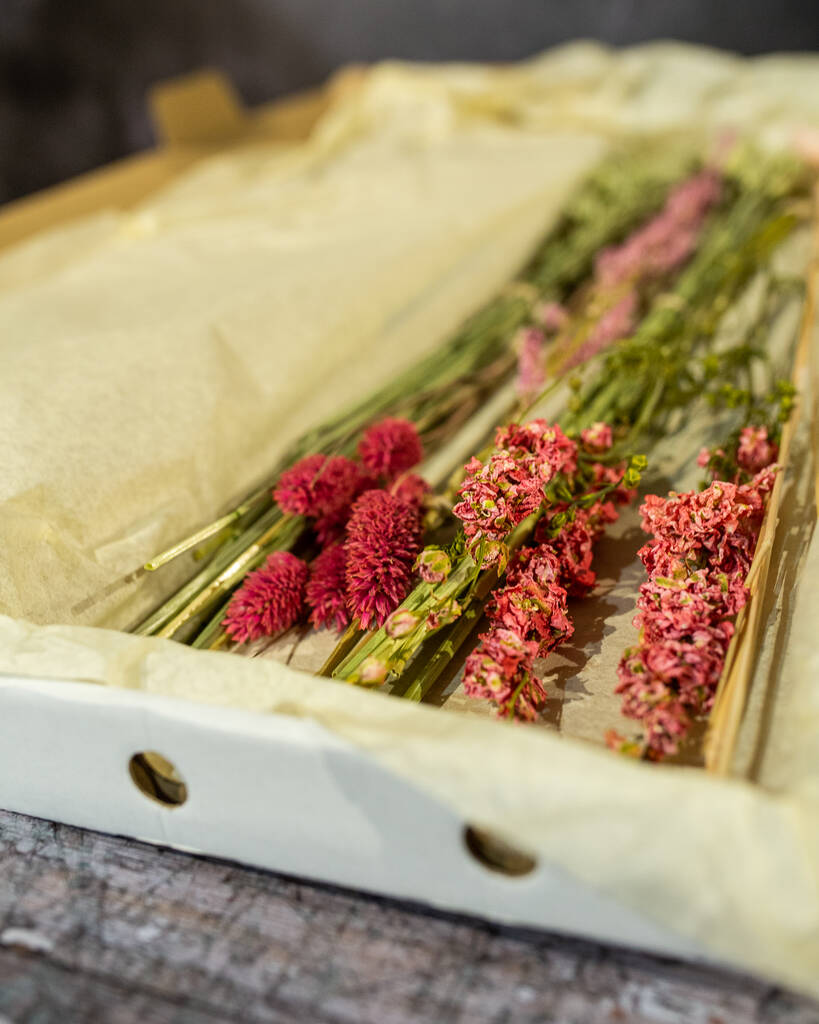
[274,454,366,519]
[306,544,350,632]
[344,489,422,629]
[357,418,423,481]
[389,472,429,509]
[223,551,309,644]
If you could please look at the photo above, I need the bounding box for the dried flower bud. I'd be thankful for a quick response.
[385,609,420,638]
[414,546,451,583]
[357,656,389,686]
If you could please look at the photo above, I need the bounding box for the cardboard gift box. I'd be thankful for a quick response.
[0,46,817,997]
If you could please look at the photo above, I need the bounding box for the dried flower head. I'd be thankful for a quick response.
[223,551,308,644]
[390,472,430,509]
[737,425,778,475]
[274,454,366,519]
[462,628,546,722]
[345,490,422,629]
[358,418,423,481]
[580,422,614,453]
[453,421,578,556]
[306,544,349,633]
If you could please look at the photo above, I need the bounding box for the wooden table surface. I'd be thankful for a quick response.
[0,810,816,1024]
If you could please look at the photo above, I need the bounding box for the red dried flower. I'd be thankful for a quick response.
[358,418,423,481]
[453,422,579,559]
[390,472,430,509]
[737,425,778,474]
[223,551,308,644]
[306,544,350,633]
[344,490,422,629]
[613,447,777,760]
[274,454,366,519]
[580,422,614,453]
[462,628,546,722]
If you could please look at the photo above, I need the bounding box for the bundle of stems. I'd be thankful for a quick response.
[133,144,696,643]
[330,150,810,701]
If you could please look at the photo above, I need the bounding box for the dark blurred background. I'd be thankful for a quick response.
[1,0,818,204]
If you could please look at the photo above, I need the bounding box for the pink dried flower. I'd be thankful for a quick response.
[344,490,422,629]
[533,300,569,332]
[306,544,349,633]
[490,576,572,656]
[453,452,545,552]
[515,326,546,401]
[565,289,637,369]
[612,445,776,761]
[581,422,614,453]
[737,425,778,474]
[495,420,578,476]
[358,418,423,481]
[275,454,366,519]
[462,628,545,721]
[595,169,722,288]
[223,551,308,644]
[390,472,430,509]
[453,422,579,557]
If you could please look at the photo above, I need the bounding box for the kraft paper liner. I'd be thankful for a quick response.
[0,44,818,997]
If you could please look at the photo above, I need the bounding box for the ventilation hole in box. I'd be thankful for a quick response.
[464,826,537,877]
[128,751,188,808]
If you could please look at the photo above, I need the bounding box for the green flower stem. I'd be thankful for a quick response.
[143,494,269,572]
[145,515,303,641]
[318,620,364,677]
[190,595,234,649]
[134,505,284,636]
[399,585,495,703]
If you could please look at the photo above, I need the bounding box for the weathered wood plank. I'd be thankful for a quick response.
[0,809,816,1024]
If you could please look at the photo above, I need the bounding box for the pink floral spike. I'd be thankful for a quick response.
[515,327,546,401]
[344,490,422,629]
[453,421,579,558]
[565,290,637,370]
[223,551,308,644]
[737,425,777,474]
[614,437,778,760]
[357,418,423,481]
[462,628,546,722]
[580,422,614,453]
[306,544,350,633]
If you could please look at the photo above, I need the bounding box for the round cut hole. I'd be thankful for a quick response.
[128,751,188,808]
[464,826,537,876]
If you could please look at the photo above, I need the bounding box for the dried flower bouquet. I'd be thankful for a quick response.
[129,141,813,768]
